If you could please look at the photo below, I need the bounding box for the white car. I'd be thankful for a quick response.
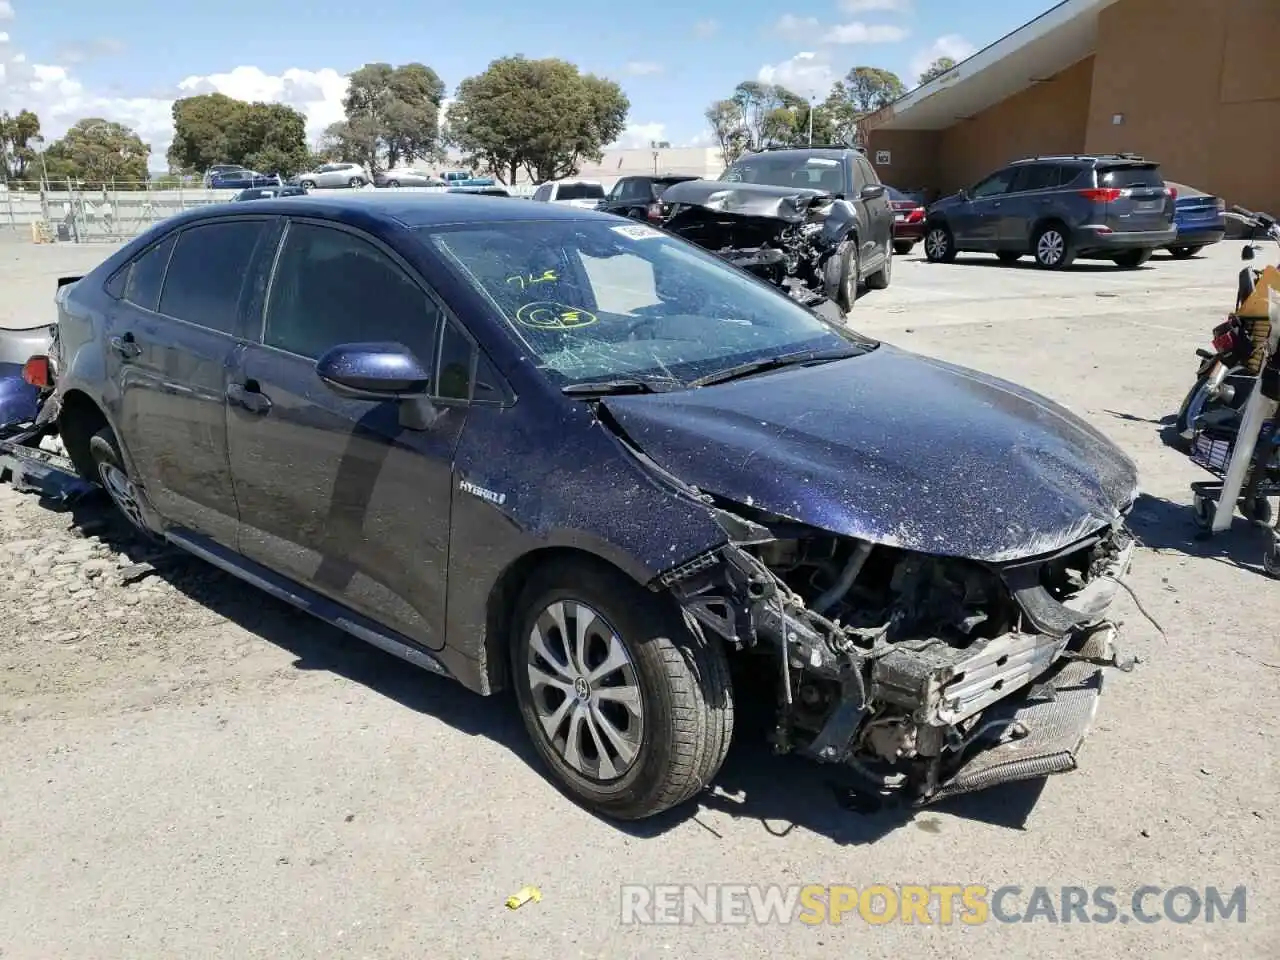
[296,162,370,189]
[531,179,607,209]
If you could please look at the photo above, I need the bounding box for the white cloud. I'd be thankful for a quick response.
[757,51,836,100]
[0,1,13,21]
[610,122,667,149]
[693,19,719,39]
[829,22,909,43]
[623,60,664,76]
[839,0,912,11]
[909,34,976,81]
[775,13,908,44]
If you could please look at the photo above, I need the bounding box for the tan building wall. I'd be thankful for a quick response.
[1085,0,1280,213]
[866,0,1279,211]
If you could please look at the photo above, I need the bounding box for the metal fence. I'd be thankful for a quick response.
[0,180,540,243]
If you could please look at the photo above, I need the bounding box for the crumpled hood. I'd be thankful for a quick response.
[661,179,835,223]
[601,346,1139,563]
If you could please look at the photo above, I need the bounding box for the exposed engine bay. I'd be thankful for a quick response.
[657,498,1137,805]
[660,180,858,309]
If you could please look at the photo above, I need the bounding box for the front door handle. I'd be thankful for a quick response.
[226,381,272,414]
[109,333,141,359]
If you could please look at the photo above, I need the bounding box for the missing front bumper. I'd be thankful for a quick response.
[916,623,1117,805]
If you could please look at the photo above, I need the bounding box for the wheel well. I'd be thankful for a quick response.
[57,389,109,481]
[482,546,646,693]
[1030,217,1069,245]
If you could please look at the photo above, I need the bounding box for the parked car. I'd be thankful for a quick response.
[530,179,607,208]
[597,175,699,223]
[375,168,446,188]
[1164,181,1227,258]
[923,154,1177,269]
[209,169,281,191]
[204,165,249,188]
[233,185,308,202]
[886,186,927,255]
[440,171,496,188]
[660,145,896,311]
[46,192,1138,821]
[447,186,511,196]
[296,162,370,189]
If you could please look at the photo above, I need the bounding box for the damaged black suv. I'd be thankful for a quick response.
[52,193,1138,822]
[659,146,897,311]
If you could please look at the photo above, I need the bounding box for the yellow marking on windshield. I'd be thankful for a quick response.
[506,269,559,290]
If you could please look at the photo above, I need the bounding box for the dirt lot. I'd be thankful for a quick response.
[1,240,1276,958]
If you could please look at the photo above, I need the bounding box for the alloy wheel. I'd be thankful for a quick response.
[925,228,948,260]
[525,600,644,781]
[99,462,145,530]
[1037,230,1065,266]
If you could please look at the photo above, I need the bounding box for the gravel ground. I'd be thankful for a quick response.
[0,240,1276,958]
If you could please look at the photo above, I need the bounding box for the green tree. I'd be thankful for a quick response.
[831,66,907,115]
[42,119,150,185]
[705,99,747,165]
[167,93,310,176]
[918,56,957,85]
[341,62,446,171]
[448,56,628,184]
[0,109,42,179]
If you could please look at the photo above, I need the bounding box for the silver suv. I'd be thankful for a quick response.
[296,162,370,189]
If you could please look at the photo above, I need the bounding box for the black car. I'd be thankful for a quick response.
[923,154,1177,270]
[661,146,896,311]
[597,175,699,223]
[47,193,1138,821]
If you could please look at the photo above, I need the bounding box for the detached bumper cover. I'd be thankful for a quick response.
[919,623,1117,804]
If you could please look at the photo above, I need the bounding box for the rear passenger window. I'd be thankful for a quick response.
[117,234,176,311]
[1010,164,1064,193]
[158,220,267,334]
[264,222,441,367]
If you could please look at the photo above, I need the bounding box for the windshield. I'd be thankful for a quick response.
[421,219,876,389]
[720,154,846,193]
[556,183,605,201]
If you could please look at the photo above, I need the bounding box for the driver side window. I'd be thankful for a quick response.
[970,169,1015,199]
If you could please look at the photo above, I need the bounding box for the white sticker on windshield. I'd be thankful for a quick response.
[612,223,663,240]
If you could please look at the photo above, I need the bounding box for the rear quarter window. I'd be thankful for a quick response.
[121,233,177,312]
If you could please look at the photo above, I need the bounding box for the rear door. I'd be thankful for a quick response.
[1095,162,1173,232]
[1000,162,1069,246]
[109,216,277,546]
[225,218,466,650]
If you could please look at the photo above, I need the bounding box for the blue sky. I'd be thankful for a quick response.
[0,0,1051,168]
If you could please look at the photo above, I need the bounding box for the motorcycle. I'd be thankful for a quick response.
[1174,206,1280,447]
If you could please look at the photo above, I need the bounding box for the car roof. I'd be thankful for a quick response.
[168,191,612,229]
[735,148,853,161]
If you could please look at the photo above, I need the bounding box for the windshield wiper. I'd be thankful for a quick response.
[688,347,866,388]
[561,377,679,397]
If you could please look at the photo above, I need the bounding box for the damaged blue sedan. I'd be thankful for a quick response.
[46,193,1139,820]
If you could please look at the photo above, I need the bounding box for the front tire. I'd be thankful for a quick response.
[348,177,365,188]
[924,224,956,263]
[865,243,892,290]
[387,179,401,188]
[1033,223,1074,269]
[826,240,859,311]
[299,179,316,189]
[510,559,734,821]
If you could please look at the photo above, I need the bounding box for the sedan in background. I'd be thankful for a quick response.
[886,186,927,255]
[375,167,446,188]
[1165,181,1226,258]
[233,185,309,202]
[209,169,281,190]
[296,162,370,189]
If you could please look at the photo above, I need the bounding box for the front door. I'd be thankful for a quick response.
[108,218,275,546]
[953,169,1016,250]
[225,219,464,649]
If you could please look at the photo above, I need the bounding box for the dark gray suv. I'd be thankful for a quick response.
[923,154,1177,270]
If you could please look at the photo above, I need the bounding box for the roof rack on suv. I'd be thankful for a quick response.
[1014,153,1149,164]
[754,143,864,153]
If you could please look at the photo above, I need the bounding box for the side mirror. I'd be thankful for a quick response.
[316,342,431,400]
[860,183,886,201]
[1242,245,1257,261]
[957,187,970,201]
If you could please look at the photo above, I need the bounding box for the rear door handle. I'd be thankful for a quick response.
[109,333,141,359]
[226,381,272,414]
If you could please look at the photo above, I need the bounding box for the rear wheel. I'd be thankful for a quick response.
[924,224,956,263]
[387,179,401,188]
[299,179,316,189]
[1169,245,1203,259]
[1113,248,1153,269]
[865,243,892,290]
[510,559,734,820]
[348,177,365,188]
[89,426,152,537]
[1033,223,1074,269]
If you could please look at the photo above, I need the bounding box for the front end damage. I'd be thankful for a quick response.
[659,181,855,308]
[658,502,1137,805]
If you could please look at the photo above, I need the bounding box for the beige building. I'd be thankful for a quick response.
[862,0,1279,213]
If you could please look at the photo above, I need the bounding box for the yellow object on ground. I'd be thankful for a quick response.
[505,886,542,910]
